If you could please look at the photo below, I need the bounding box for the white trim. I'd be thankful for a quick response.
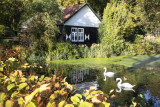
[64,5,101,28]
[71,27,84,42]
[85,34,90,41]
[66,33,71,40]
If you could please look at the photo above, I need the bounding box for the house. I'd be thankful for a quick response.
[59,3,101,45]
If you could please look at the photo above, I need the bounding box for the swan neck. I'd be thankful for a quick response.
[104,76,106,81]
[104,68,107,73]
[118,79,122,85]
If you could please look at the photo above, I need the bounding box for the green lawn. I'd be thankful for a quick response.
[51,54,160,69]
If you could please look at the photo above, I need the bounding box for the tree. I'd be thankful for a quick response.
[0,0,25,37]
[59,0,86,7]
[98,0,146,55]
[19,0,62,62]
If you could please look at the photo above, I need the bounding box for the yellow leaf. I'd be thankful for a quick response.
[58,100,66,107]
[79,102,93,107]
[47,101,55,107]
[99,102,110,107]
[64,104,74,107]
[55,83,60,88]
[109,89,114,94]
[39,84,50,93]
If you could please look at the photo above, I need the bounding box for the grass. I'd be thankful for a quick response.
[51,54,160,69]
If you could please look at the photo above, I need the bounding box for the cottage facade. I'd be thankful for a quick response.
[61,3,101,45]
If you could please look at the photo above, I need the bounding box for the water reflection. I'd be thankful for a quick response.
[144,90,160,106]
[49,63,160,106]
[69,69,89,84]
[67,69,98,94]
[116,78,135,92]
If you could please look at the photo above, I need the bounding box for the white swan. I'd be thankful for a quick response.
[116,78,135,92]
[104,67,115,81]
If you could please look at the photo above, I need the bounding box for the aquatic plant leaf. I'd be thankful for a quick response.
[19,83,28,90]
[7,83,15,91]
[99,102,110,107]
[79,102,93,107]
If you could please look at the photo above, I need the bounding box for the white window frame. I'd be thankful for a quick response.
[71,27,84,42]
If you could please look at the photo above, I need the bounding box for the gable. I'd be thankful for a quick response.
[64,5,101,28]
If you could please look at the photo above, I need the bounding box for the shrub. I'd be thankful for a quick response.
[0,58,110,107]
[51,42,79,60]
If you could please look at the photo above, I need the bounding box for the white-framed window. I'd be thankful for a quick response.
[71,27,84,42]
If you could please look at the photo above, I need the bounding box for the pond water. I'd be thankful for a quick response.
[49,63,160,106]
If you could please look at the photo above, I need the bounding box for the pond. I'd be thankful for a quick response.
[49,62,160,106]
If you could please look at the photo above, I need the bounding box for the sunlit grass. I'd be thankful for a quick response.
[51,54,160,68]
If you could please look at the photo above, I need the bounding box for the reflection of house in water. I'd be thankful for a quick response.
[68,69,98,94]
[69,69,89,84]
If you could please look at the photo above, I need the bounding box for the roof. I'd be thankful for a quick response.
[62,3,101,23]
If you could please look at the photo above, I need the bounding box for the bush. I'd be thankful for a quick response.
[0,58,110,107]
[51,42,79,60]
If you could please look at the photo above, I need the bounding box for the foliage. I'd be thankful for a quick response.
[52,42,79,60]
[0,58,110,106]
[0,0,25,35]
[58,0,86,7]
[19,0,62,62]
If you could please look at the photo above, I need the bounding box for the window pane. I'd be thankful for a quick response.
[72,33,74,40]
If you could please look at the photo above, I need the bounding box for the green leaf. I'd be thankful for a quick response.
[5,100,12,107]
[39,75,45,81]
[79,102,93,107]
[71,96,80,105]
[7,84,15,91]
[138,94,143,98]
[99,102,110,107]
[0,93,6,102]
[19,83,28,90]
[64,104,74,107]
[26,101,37,107]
